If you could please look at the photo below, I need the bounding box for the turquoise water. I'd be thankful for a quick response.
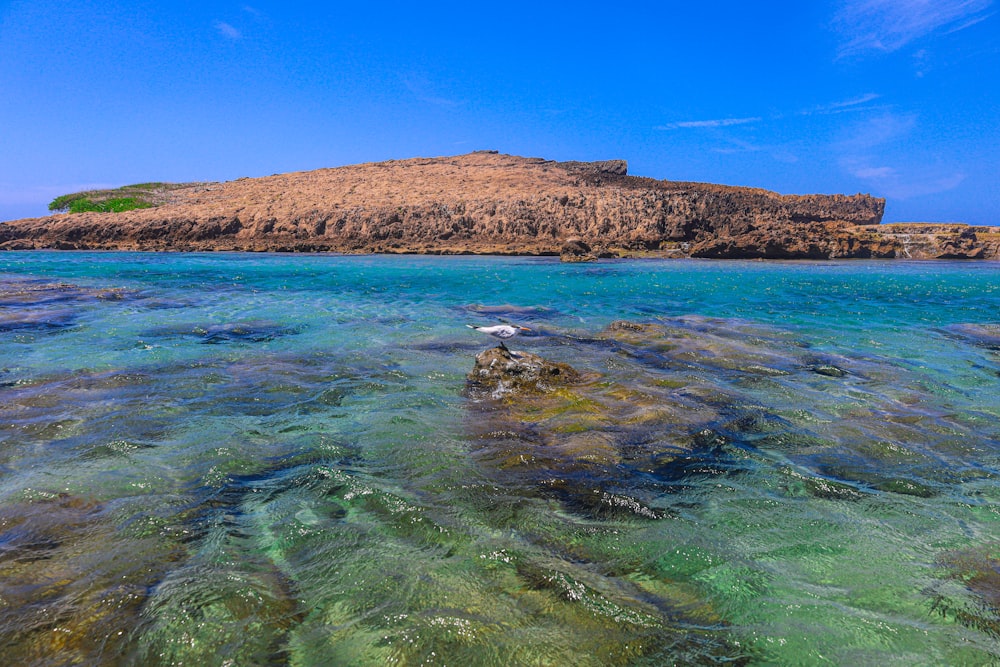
[1,252,998,665]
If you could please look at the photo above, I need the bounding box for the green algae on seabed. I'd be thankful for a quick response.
[0,253,999,665]
[463,317,1000,663]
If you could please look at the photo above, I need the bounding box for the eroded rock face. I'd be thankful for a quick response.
[559,237,598,262]
[0,151,907,257]
[875,224,996,259]
[688,222,1000,260]
[6,151,991,258]
[689,224,900,259]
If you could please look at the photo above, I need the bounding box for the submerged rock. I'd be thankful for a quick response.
[0,279,139,333]
[0,278,132,307]
[466,345,582,399]
[945,323,1000,350]
[194,321,299,344]
[933,546,1000,640]
[0,308,77,332]
[142,320,300,344]
[464,340,689,520]
[466,317,965,512]
[0,492,169,664]
[810,363,848,378]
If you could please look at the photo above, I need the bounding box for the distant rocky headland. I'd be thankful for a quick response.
[2,151,997,259]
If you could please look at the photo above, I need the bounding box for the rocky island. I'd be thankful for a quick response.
[2,151,997,259]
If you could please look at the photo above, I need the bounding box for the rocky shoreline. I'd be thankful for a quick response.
[2,151,996,259]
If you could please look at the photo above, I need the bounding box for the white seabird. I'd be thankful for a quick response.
[467,323,531,350]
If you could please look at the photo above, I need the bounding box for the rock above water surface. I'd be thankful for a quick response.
[466,345,582,399]
[559,237,599,262]
[5,150,995,258]
[3,151,952,259]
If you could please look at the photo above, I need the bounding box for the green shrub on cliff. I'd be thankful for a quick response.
[48,192,92,212]
[49,182,197,213]
[66,197,154,213]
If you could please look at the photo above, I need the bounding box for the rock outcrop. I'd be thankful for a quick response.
[465,317,969,520]
[559,237,599,262]
[466,345,582,399]
[873,224,1000,259]
[2,151,995,258]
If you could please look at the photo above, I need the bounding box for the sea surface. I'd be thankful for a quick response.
[1,251,998,665]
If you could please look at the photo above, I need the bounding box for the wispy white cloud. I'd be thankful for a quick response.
[401,74,463,107]
[943,11,994,33]
[711,137,763,154]
[839,111,917,151]
[911,48,930,76]
[709,137,799,163]
[837,112,965,198]
[828,92,882,109]
[896,173,965,199]
[655,116,800,161]
[799,93,883,116]
[852,165,896,179]
[715,146,800,164]
[846,161,966,198]
[834,0,993,57]
[215,21,242,40]
[655,116,761,130]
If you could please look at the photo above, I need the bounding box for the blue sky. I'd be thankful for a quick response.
[1,1,997,224]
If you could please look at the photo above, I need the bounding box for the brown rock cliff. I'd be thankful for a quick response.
[2,151,991,258]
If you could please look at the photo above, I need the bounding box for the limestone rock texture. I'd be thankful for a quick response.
[559,237,599,262]
[466,345,582,400]
[2,150,995,258]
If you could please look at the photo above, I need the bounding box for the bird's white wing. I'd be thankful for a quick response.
[467,324,521,339]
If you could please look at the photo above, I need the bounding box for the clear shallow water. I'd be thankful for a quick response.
[0,252,998,665]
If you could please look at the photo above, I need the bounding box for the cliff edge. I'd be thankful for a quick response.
[1,151,993,258]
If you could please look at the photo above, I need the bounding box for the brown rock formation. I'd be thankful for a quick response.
[559,237,599,262]
[466,345,582,399]
[2,150,992,258]
[687,221,1000,260]
[872,223,1000,259]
